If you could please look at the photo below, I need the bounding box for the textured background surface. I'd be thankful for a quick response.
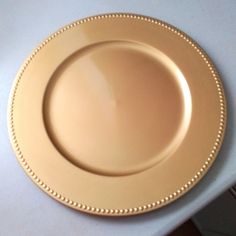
[0,1,236,235]
[193,190,236,236]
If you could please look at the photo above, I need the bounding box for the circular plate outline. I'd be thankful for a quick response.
[8,13,227,216]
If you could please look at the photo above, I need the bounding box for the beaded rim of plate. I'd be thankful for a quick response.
[8,13,227,216]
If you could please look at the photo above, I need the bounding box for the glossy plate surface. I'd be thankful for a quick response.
[8,14,226,216]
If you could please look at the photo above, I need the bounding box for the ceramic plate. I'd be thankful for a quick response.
[8,14,226,216]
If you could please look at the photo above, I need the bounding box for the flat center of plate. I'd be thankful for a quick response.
[43,41,191,176]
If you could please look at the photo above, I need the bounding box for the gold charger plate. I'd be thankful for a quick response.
[8,13,227,216]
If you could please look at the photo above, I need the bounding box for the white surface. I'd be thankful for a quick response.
[0,1,236,235]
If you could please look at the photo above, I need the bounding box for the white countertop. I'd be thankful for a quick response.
[0,1,236,235]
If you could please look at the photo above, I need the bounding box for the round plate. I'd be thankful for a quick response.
[8,13,226,216]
